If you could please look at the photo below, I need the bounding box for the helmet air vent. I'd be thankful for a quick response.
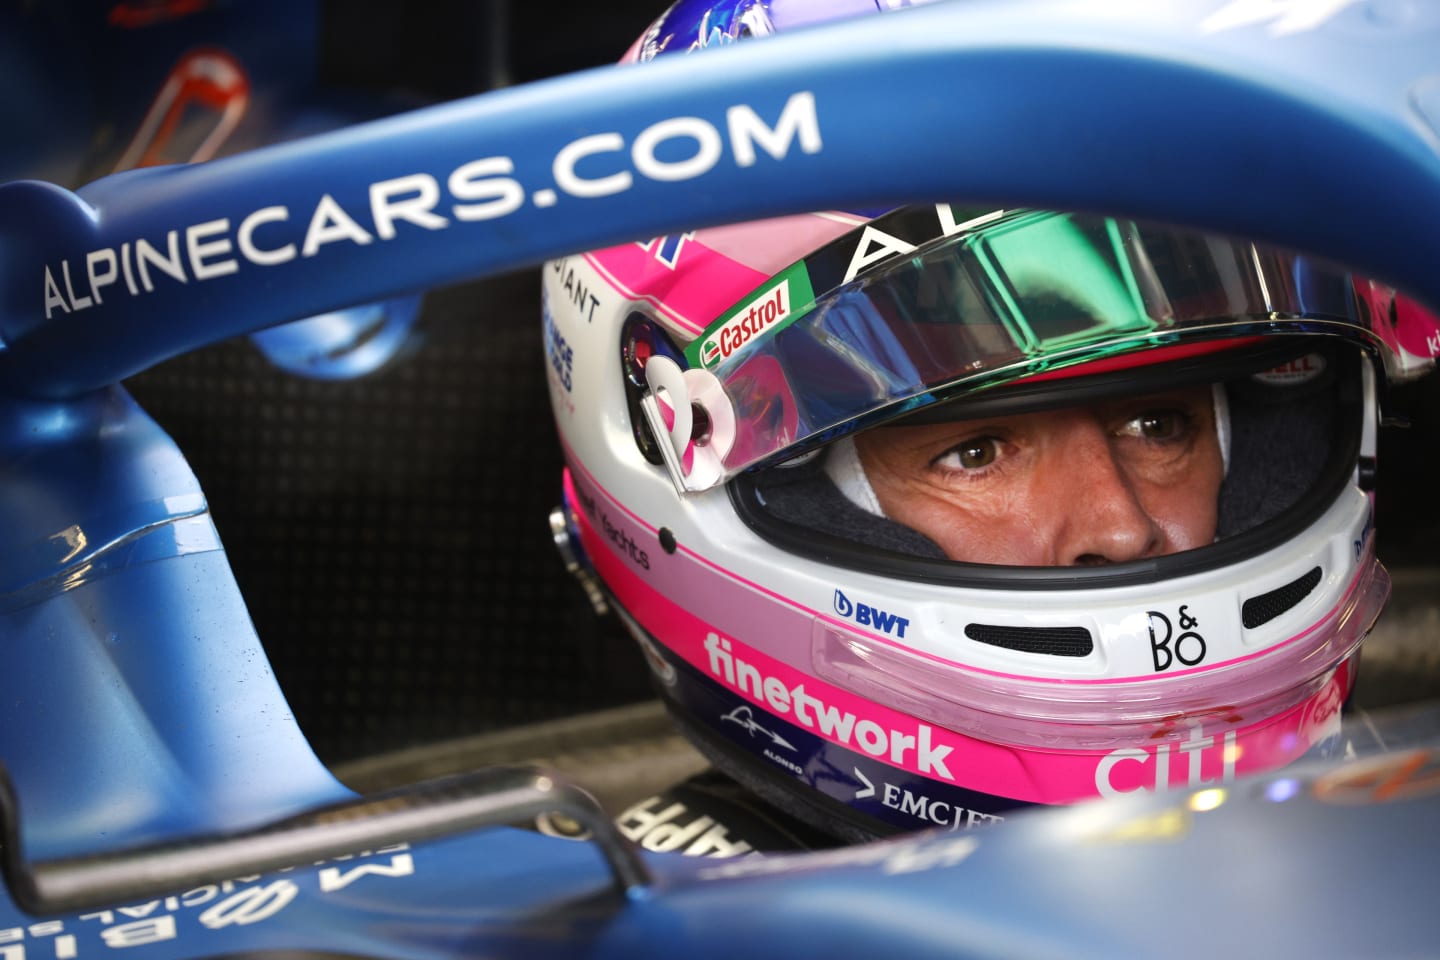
[1242,566,1323,629]
[963,624,1093,657]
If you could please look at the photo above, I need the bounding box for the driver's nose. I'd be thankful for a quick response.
[1048,417,1164,566]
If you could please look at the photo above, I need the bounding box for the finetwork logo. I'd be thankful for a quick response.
[703,631,953,778]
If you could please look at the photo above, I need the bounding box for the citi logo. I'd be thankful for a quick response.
[833,590,910,639]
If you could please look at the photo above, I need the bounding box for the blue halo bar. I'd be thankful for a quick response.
[0,0,1437,399]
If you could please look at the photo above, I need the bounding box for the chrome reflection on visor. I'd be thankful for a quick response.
[646,206,1384,493]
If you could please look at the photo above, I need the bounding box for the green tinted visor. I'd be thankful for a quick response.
[640,207,1377,493]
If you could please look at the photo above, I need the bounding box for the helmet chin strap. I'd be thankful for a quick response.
[824,383,1233,520]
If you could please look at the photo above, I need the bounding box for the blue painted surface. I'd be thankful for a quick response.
[0,0,1437,397]
[0,743,1437,957]
[0,388,351,861]
[0,0,423,383]
[0,0,321,187]
[249,296,423,379]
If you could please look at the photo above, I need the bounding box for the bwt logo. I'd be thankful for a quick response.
[833,590,910,639]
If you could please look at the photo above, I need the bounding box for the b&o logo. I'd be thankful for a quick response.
[1147,605,1207,672]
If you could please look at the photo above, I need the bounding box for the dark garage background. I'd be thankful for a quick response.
[120,0,668,768]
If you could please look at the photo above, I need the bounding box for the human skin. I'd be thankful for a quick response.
[853,386,1223,566]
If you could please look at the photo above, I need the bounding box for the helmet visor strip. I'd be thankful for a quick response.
[641,206,1376,494]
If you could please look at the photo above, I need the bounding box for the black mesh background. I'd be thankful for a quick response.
[123,272,651,767]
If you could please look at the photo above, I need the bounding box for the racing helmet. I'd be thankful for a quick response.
[544,0,1440,840]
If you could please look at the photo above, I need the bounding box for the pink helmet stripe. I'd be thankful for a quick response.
[577,491,1353,803]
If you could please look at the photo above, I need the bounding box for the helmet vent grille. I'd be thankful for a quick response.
[1242,566,1323,629]
[963,624,1093,657]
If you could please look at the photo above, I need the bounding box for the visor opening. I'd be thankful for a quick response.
[730,338,1364,589]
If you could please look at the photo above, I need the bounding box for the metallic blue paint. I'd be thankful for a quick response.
[249,296,423,380]
[0,387,351,862]
[0,0,320,188]
[2,746,1440,957]
[1,0,1437,397]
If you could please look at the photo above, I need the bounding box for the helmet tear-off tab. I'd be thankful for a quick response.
[642,354,736,493]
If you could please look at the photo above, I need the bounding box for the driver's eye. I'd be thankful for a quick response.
[1144,414,1177,439]
[937,437,999,471]
[1124,410,1189,443]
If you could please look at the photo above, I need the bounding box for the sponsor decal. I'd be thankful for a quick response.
[833,589,910,639]
[568,469,652,570]
[0,846,414,955]
[601,512,650,571]
[853,768,1006,830]
[543,300,574,392]
[704,631,956,779]
[648,626,1023,829]
[1252,352,1326,386]
[837,205,1004,285]
[635,231,696,269]
[722,704,797,751]
[1145,603,1208,672]
[575,470,1352,810]
[1095,726,1238,799]
[613,796,755,857]
[680,204,1003,372]
[876,778,1005,829]
[686,261,815,369]
[41,92,823,320]
[550,257,601,325]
